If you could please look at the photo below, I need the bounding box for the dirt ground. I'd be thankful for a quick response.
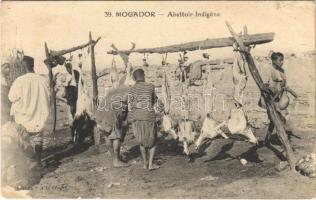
[0,52,308,199]
[26,53,316,198]
[28,125,316,199]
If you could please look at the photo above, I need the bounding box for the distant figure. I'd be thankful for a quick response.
[128,68,159,170]
[1,63,11,125]
[8,56,50,166]
[64,62,80,141]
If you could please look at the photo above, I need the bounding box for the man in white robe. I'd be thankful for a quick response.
[8,56,50,166]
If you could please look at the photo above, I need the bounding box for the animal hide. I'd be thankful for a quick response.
[178,121,195,143]
[227,107,248,134]
[161,73,171,114]
[161,114,178,140]
[124,63,136,87]
[75,69,93,118]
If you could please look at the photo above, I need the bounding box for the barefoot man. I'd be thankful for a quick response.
[95,77,130,168]
[128,68,159,170]
[261,52,298,145]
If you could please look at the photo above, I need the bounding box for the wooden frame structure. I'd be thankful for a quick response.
[42,24,295,171]
[44,32,101,135]
[106,23,295,170]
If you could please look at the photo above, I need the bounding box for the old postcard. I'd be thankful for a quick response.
[1,1,315,199]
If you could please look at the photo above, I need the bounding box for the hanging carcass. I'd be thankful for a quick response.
[161,116,200,156]
[160,111,200,156]
[72,67,96,145]
[232,42,248,106]
[161,72,171,114]
[160,72,179,140]
[195,107,258,149]
[177,119,199,156]
[161,114,178,140]
[123,63,136,87]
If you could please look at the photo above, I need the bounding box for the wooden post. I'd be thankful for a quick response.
[50,38,100,57]
[89,32,98,110]
[44,42,57,136]
[225,22,295,170]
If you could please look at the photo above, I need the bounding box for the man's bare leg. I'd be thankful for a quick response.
[140,145,148,169]
[148,145,159,170]
[112,139,129,167]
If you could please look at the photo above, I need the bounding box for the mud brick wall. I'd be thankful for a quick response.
[54,52,315,131]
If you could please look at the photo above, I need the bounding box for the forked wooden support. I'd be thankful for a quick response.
[225,21,296,170]
[110,43,135,71]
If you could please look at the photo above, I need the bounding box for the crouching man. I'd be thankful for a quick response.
[94,84,130,168]
[8,56,50,167]
[128,69,159,170]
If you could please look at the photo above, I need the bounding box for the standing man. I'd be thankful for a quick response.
[261,52,297,146]
[8,56,50,166]
[259,51,298,170]
[128,68,159,170]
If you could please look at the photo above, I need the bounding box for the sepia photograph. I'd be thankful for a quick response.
[1,1,315,198]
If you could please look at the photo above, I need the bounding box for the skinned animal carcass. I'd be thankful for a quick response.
[195,113,226,148]
[161,114,178,140]
[232,50,247,105]
[72,70,95,144]
[177,120,199,156]
[195,107,258,148]
[160,115,198,156]
[124,63,136,87]
[161,72,171,114]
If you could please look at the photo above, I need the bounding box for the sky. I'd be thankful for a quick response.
[1,1,315,74]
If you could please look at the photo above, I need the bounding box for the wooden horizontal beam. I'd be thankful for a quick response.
[107,32,274,55]
[50,37,101,57]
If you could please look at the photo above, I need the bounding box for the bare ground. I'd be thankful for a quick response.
[28,54,316,198]
[29,127,316,199]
